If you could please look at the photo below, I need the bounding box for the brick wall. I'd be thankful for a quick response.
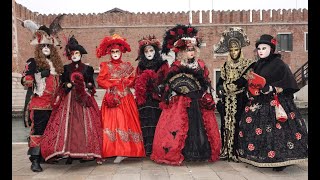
[13,2,308,75]
[12,2,308,109]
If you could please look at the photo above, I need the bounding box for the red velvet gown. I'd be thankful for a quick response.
[150,60,221,165]
[97,59,145,158]
[41,63,102,161]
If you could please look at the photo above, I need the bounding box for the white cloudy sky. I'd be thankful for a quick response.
[15,0,308,15]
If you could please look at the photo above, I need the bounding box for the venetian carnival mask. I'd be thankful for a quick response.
[111,49,121,60]
[257,44,271,59]
[41,44,51,56]
[186,46,195,60]
[228,40,241,60]
[144,45,155,60]
[71,50,81,62]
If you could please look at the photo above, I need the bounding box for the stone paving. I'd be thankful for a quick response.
[12,115,308,179]
[12,143,308,180]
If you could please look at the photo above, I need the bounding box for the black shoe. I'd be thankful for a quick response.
[272,166,287,171]
[31,160,43,172]
[45,158,59,164]
[65,157,73,164]
[79,159,94,163]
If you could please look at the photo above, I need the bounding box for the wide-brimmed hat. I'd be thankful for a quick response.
[214,27,250,54]
[96,34,131,58]
[255,34,277,50]
[29,25,60,46]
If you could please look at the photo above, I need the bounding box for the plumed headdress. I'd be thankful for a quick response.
[138,35,161,51]
[64,35,88,59]
[96,34,131,58]
[162,24,201,55]
[22,14,65,47]
[214,27,250,54]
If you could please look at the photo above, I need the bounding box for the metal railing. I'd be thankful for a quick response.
[294,61,308,89]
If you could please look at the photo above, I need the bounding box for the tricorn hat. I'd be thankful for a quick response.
[255,34,277,50]
[65,35,88,59]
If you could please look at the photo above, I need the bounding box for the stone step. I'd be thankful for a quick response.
[294,100,308,109]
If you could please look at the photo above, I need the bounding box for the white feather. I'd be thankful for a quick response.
[22,20,40,34]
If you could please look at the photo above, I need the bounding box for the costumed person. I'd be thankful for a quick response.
[214,27,255,162]
[150,24,221,165]
[20,20,64,172]
[40,35,103,165]
[96,34,145,163]
[134,35,170,156]
[237,34,308,171]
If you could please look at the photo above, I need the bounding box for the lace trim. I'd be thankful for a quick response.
[33,72,46,96]
[238,157,308,167]
[104,128,144,143]
[45,151,101,161]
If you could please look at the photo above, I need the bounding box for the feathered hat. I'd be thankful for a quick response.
[22,14,65,47]
[29,25,60,46]
[64,35,88,59]
[96,34,131,58]
[214,27,250,54]
[162,24,201,55]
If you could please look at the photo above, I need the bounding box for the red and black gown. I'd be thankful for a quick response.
[150,59,221,165]
[237,54,308,167]
[97,59,145,158]
[41,62,102,161]
[134,59,169,156]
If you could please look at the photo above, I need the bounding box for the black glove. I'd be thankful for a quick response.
[86,82,94,89]
[234,77,247,88]
[260,84,274,94]
[63,82,73,94]
[155,84,165,94]
[40,69,50,78]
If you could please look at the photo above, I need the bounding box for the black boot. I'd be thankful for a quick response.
[65,157,73,164]
[30,157,43,172]
[272,166,287,171]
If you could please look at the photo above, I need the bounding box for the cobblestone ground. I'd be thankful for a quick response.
[12,114,308,180]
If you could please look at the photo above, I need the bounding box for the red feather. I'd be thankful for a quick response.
[135,69,158,105]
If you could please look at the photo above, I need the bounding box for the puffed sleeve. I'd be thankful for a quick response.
[203,65,210,80]
[21,58,36,87]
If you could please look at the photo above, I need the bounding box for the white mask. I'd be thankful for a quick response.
[111,49,121,60]
[144,45,155,60]
[41,44,51,56]
[257,44,271,59]
[71,50,81,62]
[186,46,195,60]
